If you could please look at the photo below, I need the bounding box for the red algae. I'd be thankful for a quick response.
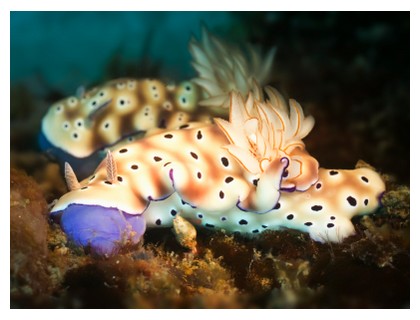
[10,168,50,305]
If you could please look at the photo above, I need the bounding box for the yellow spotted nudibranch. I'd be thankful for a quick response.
[39,78,208,178]
[49,88,385,256]
[39,28,275,179]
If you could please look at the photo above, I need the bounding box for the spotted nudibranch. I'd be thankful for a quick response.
[50,89,385,256]
[39,28,275,179]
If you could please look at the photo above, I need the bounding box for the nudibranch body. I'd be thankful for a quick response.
[39,28,275,179]
[39,78,208,178]
[50,90,385,256]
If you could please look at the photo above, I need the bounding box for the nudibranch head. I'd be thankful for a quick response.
[52,204,146,257]
[215,88,318,191]
[50,157,148,256]
[41,95,94,158]
[190,27,276,112]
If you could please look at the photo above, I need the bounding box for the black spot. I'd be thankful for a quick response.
[261,225,268,228]
[181,200,187,205]
[117,176,123,182]
[179,124,189,129]
[154,156,162,162]
[347,196,357,206]
[89,175,96,181]
[73,133,78,139]
[164,162,172,167]
[361,176,369,183]
[198,214,203,219]
[219,190,225,199]
[225,176,234,183]
[119,99,125,106]
[304,222,313,226]
[330,216,336,220]
[119,148,128,153]
[311,205,323,212]
[197,130,203,140]
[287,214,294,220]
[164,134,173,139]
[252,229,259,233]
[92,101,97,106]
[316,183,322,189]
[181,97,187,104]
[253,179,259,186]
[185,85,191,91]
[131,165,139,170]
[282,170,289,178]
[170,209,177,216]
[190,152,198,160]
[327,223,335,228]
[205,223,214,228]
[197,172,202,179]
[104,181,112,185]
[239,219,248,225]
[221,217,227,221]
[329,170,339,176]
[64,123,69,128]
[364,199,369,206]
[77,121,82,127]
[155,219,161,226]
[274,202,281,209]
[152,86,157,90]
[221,157,229,167]
[99,91,104,96]
[56,106,62,111]
[81,186,88,190]
[104,123,110,129]
[144,112,149,116]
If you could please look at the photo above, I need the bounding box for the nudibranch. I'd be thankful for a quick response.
[39,28,275,179]
[49,88,385,256]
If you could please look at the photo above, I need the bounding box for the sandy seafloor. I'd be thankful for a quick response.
[9,12,410,309]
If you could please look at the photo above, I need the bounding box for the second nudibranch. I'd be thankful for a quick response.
[50,89,385,256]
[39,28,275,179]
